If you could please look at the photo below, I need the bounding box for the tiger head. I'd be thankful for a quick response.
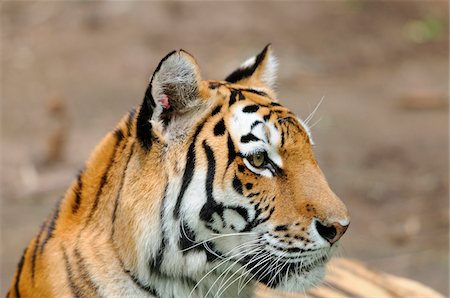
[127,45,349,294]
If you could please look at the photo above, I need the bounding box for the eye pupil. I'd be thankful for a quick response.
[251,152,265,167]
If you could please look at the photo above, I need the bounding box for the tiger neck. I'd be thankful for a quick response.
[57,109,256,297]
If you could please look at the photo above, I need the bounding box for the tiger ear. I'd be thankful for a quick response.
[225,44,278,89]
[137,50,203,146]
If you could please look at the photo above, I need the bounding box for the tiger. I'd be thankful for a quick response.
[8,45,445,298]
[7,44,352,298]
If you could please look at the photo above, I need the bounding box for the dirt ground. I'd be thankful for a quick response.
[1,1,448,296]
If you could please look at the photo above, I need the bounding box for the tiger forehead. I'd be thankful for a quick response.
[207,81,290,113]
[204,82,308,151]
[208,80,273,101]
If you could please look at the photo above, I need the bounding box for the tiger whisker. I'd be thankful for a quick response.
[215,250,270,298]
[308,116,322,129]
[180,217,196,243]
[237,249,268,291]
[203,246,262,298]
[210,232,257,237]
[216,251,273,298]
[304,96,324,125]
[189,241,261,298]
[180,232,257,253]
[266,252,287,289]
[237,250,277,293]
[211,249,261,298]
[237,251,277,294]
[209,244,265,296]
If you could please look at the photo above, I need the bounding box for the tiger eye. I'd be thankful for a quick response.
[250,152,265,168]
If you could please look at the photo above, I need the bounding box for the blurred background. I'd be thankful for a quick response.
[1,1,448,296]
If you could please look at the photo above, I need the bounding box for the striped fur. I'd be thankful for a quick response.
[8,46,353,297]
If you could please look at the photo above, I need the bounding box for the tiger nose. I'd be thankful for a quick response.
[315,220,349,244]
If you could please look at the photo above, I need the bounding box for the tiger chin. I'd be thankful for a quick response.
[8,45,349,298]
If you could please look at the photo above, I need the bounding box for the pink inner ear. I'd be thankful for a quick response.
[159,94,170,110]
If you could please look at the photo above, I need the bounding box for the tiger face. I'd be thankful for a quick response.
[132,45,350,294]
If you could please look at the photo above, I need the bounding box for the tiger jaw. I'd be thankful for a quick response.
[236,252,329,287]
[206,234,333,291]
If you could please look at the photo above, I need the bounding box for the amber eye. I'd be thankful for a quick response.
[249,152,266,168]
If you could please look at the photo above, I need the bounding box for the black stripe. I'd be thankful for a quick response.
[73,247,100,297]
[226,135,236,171]
[238,90,246,100]
[173,120,206,219]
[225,45,269,84]
[241,88,268,98]
[280,127,285,148]
[61,245,82,297]
[268,159,284,176]
[250,121,263,130]
[213,119,225,136]
[85,134,121,225]
[179,221,197,252]
[40,199,61,254]
[208,81,222,89]
[211,105,222,116]
[72,171,83,214]
[114,128,124,142]
[229,90,238,106]
[199,141,224,225]
[240,133,260,143]
[274,225,289,231]
[136,103,154,150]
[179,219,221,262]
[256,206,275,226]
[243,203,275,232]
[243,105,260,113]
[247,192,260,198]
[31,221,47,284]
[111,143,135,240]
[232,175,243,195]
[13,247,27,298]
[227,206,249,222]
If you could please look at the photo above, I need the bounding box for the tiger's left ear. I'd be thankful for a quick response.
[136,50,203,147]
[225,44,278,89]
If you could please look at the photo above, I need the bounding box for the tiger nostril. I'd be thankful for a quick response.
[315,220,348,244]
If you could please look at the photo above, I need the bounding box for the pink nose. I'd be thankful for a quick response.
[315,221,349,244]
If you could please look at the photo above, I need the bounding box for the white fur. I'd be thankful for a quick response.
[229,103,283,177]
[239,49,278,88]
[260,52,278,89]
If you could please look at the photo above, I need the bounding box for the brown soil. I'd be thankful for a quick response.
[1,2,448,295]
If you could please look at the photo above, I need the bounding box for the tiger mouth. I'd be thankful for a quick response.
[238,251,329,288]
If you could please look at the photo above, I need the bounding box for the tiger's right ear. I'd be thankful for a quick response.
[136,50,202,148]
[225,44,278,89]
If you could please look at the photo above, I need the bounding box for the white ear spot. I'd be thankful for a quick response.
[225,45,278,89]
[241,56,256,69]
[261,52,278,89]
